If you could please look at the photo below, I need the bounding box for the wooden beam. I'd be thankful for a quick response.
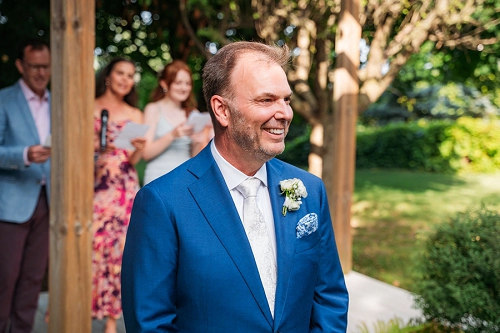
[331,0,360,273]
[49,0,94,331]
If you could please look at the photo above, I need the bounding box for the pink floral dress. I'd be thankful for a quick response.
[92,117,139,319]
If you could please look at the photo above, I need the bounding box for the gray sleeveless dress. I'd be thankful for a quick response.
[143,115,191,185]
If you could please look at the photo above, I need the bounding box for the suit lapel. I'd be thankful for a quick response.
[187,148,274,326]
[267,160,298,327]
[14,83,40,143]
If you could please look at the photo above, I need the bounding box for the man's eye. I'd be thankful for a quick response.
[284,97,291,105]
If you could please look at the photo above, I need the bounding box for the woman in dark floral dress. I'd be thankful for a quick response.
[92,58,146,333]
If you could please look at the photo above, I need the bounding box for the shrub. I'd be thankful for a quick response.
[356,117,500,173]
[355,317,427,333]
[413,206,500,332]
[354,317,463,333]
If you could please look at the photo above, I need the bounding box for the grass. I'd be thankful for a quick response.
[351,169,500,292]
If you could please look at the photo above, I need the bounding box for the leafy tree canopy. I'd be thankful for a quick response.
[0,0,50,88]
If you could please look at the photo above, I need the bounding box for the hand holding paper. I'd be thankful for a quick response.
[114,122,150,150]
[43,134,51,148]
[186,111,211,133]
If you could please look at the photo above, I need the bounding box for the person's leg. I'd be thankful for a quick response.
[9,190,49,333]
[0,220,30,333]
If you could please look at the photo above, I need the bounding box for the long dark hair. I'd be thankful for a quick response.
[150,60,197,113]
[95,57,138,107]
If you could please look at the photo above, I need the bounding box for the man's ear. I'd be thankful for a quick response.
[211,95,230,128]
[15,59,24,75]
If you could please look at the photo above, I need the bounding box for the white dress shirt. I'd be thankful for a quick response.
[210,141,277,264]
[19,79,50,168]
[19,79,50,145]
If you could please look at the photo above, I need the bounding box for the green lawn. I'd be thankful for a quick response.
[351,169,500,292]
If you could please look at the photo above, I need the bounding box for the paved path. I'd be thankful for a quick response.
[345,271,423,332]
[32,271,423,333]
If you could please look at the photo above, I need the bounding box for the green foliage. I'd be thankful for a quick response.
[413,206,500,332]
[278,113,311,169]
[393,41,500,100]
[354,317,469,333]
[135,70,158,110]
[0,0,50,88]
[356,117,500,173]
[355,318,428,333]
[353,170,500,291]
[361,82,500,125]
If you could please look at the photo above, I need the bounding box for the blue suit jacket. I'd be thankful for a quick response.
[0,82,50,223]
[122,145,348,332]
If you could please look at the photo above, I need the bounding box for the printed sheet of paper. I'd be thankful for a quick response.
[186,112,211,133]
[114,122,150,150]
[43,134,51,148]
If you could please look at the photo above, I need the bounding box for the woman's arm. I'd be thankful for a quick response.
[142,103,193,161]
[127,108,146,166]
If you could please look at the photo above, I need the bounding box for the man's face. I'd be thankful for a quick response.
[15,46,51,97]
[225,53,293,164]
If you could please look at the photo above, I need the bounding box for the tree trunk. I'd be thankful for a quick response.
[328,0,361,273]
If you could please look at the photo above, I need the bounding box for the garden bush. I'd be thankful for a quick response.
[356,117,500,173]
[413,206,500,332]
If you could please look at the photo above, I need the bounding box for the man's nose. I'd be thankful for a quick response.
[275,100,293,121]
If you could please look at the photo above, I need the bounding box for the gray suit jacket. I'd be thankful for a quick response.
[0,81,50,223]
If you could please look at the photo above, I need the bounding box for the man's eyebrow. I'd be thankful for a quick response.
[255,91,293,98]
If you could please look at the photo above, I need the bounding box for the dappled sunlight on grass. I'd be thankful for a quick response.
[351,169,500,291]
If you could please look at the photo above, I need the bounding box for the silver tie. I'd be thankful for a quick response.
[237,177,277,317]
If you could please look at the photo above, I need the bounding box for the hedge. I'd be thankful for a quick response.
[356,117,500,173]
[413,206,500,332]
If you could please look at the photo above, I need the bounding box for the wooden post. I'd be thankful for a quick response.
[331,0,360,273]
[49,0,94,331]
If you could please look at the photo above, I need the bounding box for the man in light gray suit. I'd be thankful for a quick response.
[0,39,51,333]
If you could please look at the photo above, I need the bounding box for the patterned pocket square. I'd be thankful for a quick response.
[296,213,318,239]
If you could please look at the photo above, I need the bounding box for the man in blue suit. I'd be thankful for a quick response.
[0,39,51,333]
[122,41,348,332]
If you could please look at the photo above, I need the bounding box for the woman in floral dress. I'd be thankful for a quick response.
[93,58,146,333]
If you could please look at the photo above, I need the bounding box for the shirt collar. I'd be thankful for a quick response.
[19,79,49,102]
[210,140,268,191]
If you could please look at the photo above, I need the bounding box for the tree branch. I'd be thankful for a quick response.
[179,0,211,58]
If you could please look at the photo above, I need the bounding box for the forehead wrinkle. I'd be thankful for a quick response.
[230,52,291,103]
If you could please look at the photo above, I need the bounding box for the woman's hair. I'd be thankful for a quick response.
[95,57,138,107]
[150,60,197,112]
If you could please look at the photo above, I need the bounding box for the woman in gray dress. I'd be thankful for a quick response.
[142,60,212,185]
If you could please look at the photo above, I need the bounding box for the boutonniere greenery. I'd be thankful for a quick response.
[279,178,308,216]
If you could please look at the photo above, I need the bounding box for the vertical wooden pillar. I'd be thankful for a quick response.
[331,0,360,273]
[49,0,94,332]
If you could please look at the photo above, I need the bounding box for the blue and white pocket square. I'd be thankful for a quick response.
[296,213,318,239]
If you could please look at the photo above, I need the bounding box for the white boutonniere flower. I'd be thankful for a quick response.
[279,178,308,216]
